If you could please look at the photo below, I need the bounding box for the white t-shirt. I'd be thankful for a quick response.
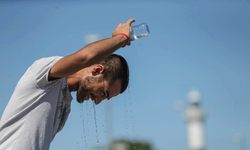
[0,56,73,150]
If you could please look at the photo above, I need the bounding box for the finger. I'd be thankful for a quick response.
[126,19,135,26]
[127,41,131,46]
[117,23,122,27]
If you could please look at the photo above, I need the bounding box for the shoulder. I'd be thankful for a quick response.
[34,56,63,66]
[30,56,64,86]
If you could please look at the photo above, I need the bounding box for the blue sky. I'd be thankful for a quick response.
[0,1,250,150]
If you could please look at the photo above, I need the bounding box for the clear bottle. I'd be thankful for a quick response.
[129,23,150,41]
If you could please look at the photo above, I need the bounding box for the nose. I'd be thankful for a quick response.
[95,96,105,105]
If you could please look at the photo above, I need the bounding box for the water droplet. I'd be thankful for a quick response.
[92,101,99,146]
[128,86,136,138]
[80,103,88,148]
[124,97,128,135]
[86,101,91,146]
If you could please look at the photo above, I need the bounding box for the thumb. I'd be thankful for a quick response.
[126,19,135,26]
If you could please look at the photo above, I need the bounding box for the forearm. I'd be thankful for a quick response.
[50,35,127,78]
[77,34,127,66]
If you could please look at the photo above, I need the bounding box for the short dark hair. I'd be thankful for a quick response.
[99,54,129,93]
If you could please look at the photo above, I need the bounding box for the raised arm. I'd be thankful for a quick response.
[49,19,135,80]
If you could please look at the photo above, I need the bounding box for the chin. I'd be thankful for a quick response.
[77,95,91,103]
[76,98,83,103]
[76,93,87,103]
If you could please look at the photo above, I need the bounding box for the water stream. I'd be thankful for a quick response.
[128,85,137,148]
[78,85,136,149]
[80,103,88,148]
[92,100,100,147]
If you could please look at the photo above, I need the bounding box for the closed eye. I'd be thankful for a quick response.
[106,90,110,100]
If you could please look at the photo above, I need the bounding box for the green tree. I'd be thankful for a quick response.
[109,139,153,150]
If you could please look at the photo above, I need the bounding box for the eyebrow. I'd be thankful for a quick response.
[106,90,110,100]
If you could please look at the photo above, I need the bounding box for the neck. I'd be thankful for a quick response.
[66,67,93,92]
[66,75,79,92]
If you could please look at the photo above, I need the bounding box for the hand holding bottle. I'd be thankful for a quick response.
[112,19,135,46]
[112,19,150,47]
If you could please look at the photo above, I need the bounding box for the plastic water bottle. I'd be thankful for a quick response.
[129,23,150,41]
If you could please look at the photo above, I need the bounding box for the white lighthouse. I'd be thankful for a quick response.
[185,90,206,150]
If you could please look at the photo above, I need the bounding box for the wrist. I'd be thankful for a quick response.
[116,33,129,47]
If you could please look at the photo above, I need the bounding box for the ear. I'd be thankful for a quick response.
[91,65,105,76]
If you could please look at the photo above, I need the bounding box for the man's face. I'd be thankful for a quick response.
[76,76,121,105]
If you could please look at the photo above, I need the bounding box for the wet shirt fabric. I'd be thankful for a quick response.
[0,56,73,150]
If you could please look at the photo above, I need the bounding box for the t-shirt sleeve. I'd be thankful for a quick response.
[29,56,63,87]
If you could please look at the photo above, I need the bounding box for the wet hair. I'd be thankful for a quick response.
[99,54,129,94]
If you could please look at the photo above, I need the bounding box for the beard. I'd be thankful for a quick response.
[76,76,103,103]
[76,77,91,103]
[76,86,88,103]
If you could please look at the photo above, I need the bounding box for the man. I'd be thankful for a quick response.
[0,18,135,150]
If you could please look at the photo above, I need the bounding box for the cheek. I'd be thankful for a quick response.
[78,81,91,95]
[92,88,101,95]
[92,84,102,92]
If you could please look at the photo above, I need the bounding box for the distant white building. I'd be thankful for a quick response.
[185,90,206,150]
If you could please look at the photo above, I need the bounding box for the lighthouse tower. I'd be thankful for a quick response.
[185,90,206,150]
